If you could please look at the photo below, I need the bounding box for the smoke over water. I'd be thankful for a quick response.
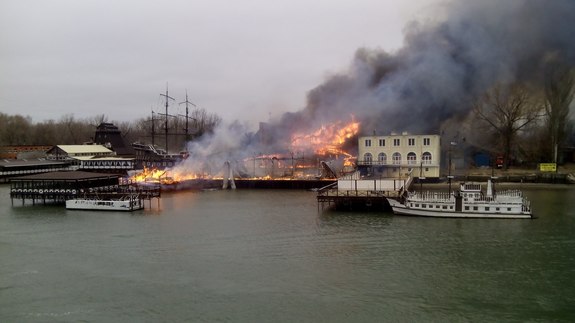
[179,0,575,175]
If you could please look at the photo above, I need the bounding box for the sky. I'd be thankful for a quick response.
[0,0,440,128]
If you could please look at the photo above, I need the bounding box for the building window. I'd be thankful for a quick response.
[465,206,469,210]
[378,153,387,164]
[364,153,373,164]
[393,138,400,146]
[423,137,430,146]
[365,139,371,147]
[422,152,432,165]
[408,138,415,146]
[407,152,417,165]
[379,139,385,146]
[392,152,401,165]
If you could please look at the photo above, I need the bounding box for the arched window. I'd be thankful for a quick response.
[364,153,373,164]
[392,152,401,165]
[422,152,432,165]
[407,152,417,165]
[378,153,387,164]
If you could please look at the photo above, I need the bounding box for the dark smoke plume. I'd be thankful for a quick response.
[277,0,575,136]
[184,0,575,172]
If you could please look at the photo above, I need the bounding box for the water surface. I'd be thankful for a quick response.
[1,185,574,322]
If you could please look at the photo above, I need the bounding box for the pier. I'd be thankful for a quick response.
[9,171,161,207]
[317,172,413,211]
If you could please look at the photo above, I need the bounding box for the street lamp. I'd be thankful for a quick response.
[448,141,457,194]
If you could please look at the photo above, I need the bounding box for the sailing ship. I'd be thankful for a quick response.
[386,178,533,219]
[132,86,195,169]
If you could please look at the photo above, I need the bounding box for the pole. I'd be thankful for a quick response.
[179,90,197,142]
[160,85,175,153]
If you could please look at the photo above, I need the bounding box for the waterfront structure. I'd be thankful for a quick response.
[317,171,411,211]
[9,170,160,206]
[0,145,52,159]
[93,123,136,157]
[0,159,74,183]
[47,145,115,160]
[46,145,135,172]
[357,132,441,179]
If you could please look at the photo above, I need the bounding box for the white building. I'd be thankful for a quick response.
[46,145,135,171]
[357,132,441,178]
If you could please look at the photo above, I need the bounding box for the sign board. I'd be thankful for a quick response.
[539,163,557,172]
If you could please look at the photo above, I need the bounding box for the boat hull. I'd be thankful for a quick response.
[387,198,532,219]
[66,198,144,211]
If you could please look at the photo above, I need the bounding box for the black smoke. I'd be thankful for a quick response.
[183,0,575,173]
[270,0,575,137]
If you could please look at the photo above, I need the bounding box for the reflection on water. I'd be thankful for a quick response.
[1,185,574,322]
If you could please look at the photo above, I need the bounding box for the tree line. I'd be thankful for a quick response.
[0,107,221,153]
[470,59,575,168]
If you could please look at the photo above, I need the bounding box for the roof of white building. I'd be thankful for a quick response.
[55,145,113,154]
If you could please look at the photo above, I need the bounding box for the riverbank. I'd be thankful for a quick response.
[443,164,575,184]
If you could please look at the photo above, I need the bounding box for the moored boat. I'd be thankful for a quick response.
[386,179,532,219]
[66,194,144,211]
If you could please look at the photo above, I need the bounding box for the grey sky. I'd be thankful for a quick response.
[0,0,439,128]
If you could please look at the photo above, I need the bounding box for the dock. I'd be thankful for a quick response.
[317,172,413,211]
[9,171,161,208]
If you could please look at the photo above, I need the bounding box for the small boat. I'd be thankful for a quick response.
[386,179,532,219]
[66,194,144,211]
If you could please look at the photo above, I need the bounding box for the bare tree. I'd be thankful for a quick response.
[473,83,542,169]
[544,60,575,164]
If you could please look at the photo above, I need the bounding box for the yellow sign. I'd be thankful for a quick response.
[539,163,557,172]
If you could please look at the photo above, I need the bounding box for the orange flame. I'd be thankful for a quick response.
[290,118,359,166]
[130,166,207,185]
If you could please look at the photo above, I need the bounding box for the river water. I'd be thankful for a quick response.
[1,184,574,322]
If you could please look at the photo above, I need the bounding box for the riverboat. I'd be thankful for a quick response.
[66,194,144,211]
[386,179,532,219]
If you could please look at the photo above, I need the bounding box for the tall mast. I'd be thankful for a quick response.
[179,89,196,142]
[159,84,175,153]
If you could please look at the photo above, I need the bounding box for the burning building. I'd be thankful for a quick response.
[130,0,575,188]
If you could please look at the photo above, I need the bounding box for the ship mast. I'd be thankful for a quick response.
[179,90,197,142]
[159,84,175,153]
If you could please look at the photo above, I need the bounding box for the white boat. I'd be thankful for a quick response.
[66,194,144,211]
[386,179,532,219]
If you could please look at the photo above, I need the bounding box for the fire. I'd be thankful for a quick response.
[129,166,205,185]
[129,118,361,184]
[130,167,167,183]
[290,118,359,166]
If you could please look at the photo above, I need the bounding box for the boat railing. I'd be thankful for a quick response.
[408,191,453,202]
